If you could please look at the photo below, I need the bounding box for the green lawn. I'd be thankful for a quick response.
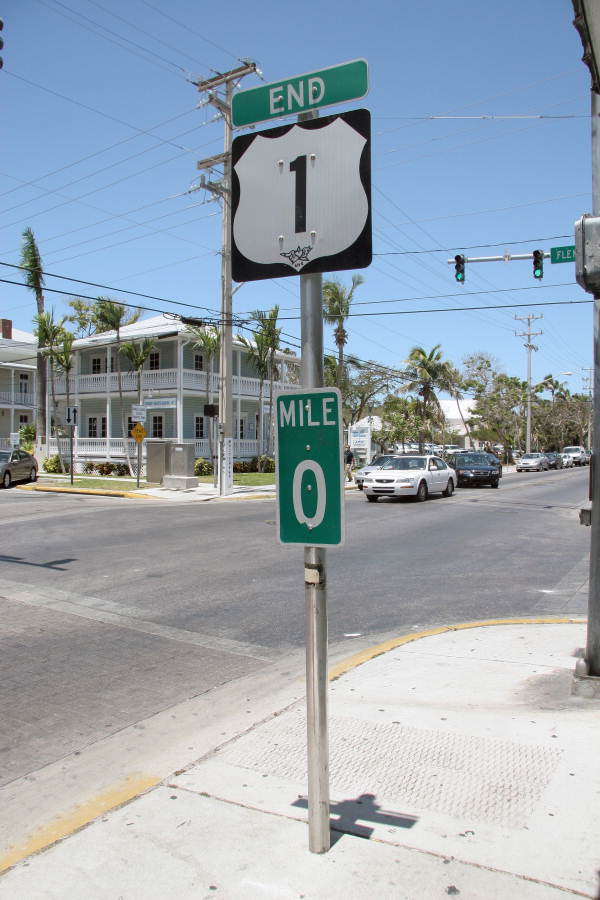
[197,472,275,486]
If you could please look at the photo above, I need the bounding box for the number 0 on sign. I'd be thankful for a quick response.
[231,109,371,282]
[275,388,345,547]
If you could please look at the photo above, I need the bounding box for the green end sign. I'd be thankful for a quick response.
[550,245,576,263]
[232,59,369,128]
[275,388,345,547]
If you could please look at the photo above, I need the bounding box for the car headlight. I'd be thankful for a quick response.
[364,477,373,484]
[396,477,415,484]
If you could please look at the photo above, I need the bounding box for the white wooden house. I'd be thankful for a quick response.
[51,314,299,467]
[0,319,37,449]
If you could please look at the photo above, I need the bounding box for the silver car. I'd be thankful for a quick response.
[516,452,549,472]
[0,449,38,488]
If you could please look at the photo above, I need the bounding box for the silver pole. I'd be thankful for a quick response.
[301,269,330,854]
[526,342,532,453]
[587,90,600,674]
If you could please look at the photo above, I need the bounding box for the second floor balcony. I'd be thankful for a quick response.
[54,368,293,398]
[0,390,35,408]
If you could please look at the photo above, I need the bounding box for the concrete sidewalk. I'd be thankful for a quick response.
[1,619,598,899]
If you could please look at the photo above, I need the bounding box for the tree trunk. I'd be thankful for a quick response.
[257,380,264,472]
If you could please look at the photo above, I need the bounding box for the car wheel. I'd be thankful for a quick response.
[442,478,454,497]
[357,484,363,491]
[491,478,499,488]
[2,471,11,489]
[415,480,428,502]
[366,494,378,502]
[29,467,37,482]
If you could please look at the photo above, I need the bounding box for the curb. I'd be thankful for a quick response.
[17,484,155,499]
[0,616,586,875]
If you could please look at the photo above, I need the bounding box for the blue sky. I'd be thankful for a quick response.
[1,0,593,395]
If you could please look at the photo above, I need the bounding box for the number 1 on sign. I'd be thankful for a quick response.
[289,154,307,232]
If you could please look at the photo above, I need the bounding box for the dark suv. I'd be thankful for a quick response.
[544,452,564,470]
[447,452,502,488]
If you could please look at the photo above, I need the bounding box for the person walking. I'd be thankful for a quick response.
[344,444,355,482]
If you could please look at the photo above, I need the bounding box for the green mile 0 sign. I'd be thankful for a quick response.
[275,388,345,547]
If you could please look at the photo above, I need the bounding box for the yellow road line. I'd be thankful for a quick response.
[329,616,587,681]
[0,774,160,875]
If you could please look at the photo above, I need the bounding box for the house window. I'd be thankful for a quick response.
[91,357,106,374]
[239,417,245,439]
[19,373,29,393]
[152,416,163,438]
[127,417,134,437]
[89,417,98,438]
[194,354,203,371]
[19,414,29,425]
[149,351,160,370]
[101,416,107,438]
[195,416,204,439]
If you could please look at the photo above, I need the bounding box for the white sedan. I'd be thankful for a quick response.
[363,455,456,502]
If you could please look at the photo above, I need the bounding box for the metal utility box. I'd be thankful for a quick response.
[146,440,169,483]
[167,442,195,477]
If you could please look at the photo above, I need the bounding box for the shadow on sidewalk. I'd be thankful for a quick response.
[293,792,417,844]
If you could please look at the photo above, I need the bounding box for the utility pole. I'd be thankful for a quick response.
[572,0,600,675]
[515,314,543,453]
[194,61,257,495]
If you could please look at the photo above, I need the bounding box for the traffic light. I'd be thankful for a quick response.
[532,249,544,280]
[454,254,466,283]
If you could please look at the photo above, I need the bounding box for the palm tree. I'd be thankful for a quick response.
[186,326,220,479]
[240,327,270,471]
[21,228,47,441]
[93,299,141,476]
[52,332,75,484]
[401,344,453,448]
[34,310,67,448]
[322,274,364,392]
[251,306,281,456]
[121,338,156,485]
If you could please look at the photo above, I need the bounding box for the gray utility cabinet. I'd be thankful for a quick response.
[167,442,195,477]
[146,440,169,483]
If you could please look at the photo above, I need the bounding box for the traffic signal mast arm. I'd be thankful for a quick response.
[447,250,550,264]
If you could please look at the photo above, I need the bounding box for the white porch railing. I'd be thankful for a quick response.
[0,390,35,407]
[54,369,290,398]
[48,437,260,460]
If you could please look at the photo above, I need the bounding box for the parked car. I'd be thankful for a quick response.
[363,455,456,502]
[0,449,38,488]
[516,452,549,472]
[561,452,574,468]
[544,452,564,470]
[354,454,400,490]
[446,451,502,488]
[562,446,588,466]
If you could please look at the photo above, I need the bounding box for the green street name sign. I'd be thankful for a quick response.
[275,388,345,547]
[550,245,576,263]
[232,59,369,128]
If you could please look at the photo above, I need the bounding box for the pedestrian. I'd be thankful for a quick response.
[344,444,354,482]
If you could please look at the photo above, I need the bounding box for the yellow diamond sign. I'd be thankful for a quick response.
[131,423,146,444]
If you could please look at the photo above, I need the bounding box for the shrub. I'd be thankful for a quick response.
[258,454,275,473]
[96,462,115,476]
[194,457,213,476]
[113,463,129,477]
[43,454,64,473]
[83,461,97,474]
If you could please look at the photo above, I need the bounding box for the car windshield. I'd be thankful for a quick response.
[453,454,491,466]
[0,451,9,462]
[563,447,579,453]
[381,457,426,471]
[368,455,396,466]
[522,454,540,459]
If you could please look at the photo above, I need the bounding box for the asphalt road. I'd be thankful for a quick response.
[0,467,590,787]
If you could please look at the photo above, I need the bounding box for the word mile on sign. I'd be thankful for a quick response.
[275,388,344,547]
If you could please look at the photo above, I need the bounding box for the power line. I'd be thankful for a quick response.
[374,234,574,256]
[275,298,592,321]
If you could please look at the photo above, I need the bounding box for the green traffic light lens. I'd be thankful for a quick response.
[456,273,464,281]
